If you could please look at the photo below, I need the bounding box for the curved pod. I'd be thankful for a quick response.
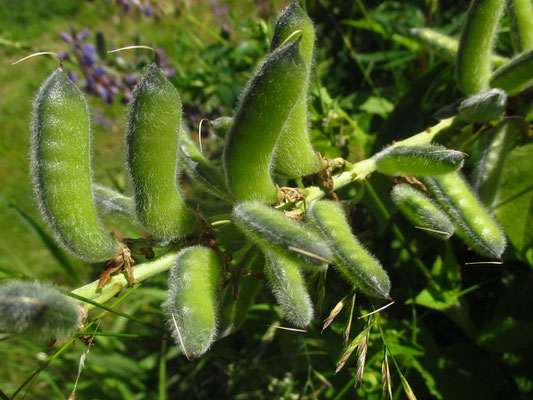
[223,41,307,203]
[265,251,314,328]
[374,145,465,176]
[270,2,319,177]
[308,200,391,299]
[127,64,196,240]
[31,68,119,261]
[490,48,533,95]
[0,280,80,341]
[424,172,506,258]
[456,0,506,94]
[164,246,222,358]
[474,119,524,208]
[391,183,455,239]
[232,201,331,267]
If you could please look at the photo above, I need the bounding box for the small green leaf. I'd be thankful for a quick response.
[494,143,533,256]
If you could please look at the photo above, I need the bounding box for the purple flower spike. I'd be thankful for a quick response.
[79,28,89,40]
[94,67,107,76]
[67,71,78,82]
[61,32,73,43]
[84,43,95,56]
[144,6,153,16]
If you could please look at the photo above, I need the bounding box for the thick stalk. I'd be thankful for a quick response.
[72,252,178,309]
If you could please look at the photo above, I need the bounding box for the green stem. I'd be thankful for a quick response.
[299,116,455,210]
[71,252,178,309]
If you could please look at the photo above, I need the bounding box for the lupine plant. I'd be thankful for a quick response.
[2,0,533,398]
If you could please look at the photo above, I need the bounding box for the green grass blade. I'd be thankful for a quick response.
[0,196,80,282]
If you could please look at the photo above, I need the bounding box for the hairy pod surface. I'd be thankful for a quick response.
[270,1,319,178]
[232,201,331,267]
[0,280,80,340]
[423,172,506,258]
[31,68,119,262]
[179,133,231,201]
[473,119,524,207]
[223,40,307,203]
[265,251,314,328]
[127,63,196,240]
[457,0,506,94]
[409,27,509,67]
[391,184,455,239]
[490,48,533,95]
[374,145,465,176]
[308,201,391,299]
[218,250,264,338]
[210,117,233,138]
[164,246,222,358]
[93,184,136,221]
[456,88,507,123]
[510,0,533,52]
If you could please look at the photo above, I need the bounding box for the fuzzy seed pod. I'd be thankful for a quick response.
[409,27,509,67]
[456,88,507,124]
[374,145,465,176]
[473,119,525,208]
[164,246,222,358]
[0,280,81,341]
[270,1,319,178]
[423,172,506,258]
[510,0,533,52]
[265,251,314,328]
[210,117,233,138]
[223,40,307,202]
[127,63,196,240]
[391,184,455,239]
[457,0,506,94]
[232,201,331,267]
[218,250,264,338]
[490,48,533,95]
[308,200,391,299]
[179,133,231,201]
[31,68,120,262]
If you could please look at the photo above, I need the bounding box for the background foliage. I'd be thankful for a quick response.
[0,0,532,399]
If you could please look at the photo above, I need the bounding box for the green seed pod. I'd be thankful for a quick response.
[308,201,391,299]
[391,184,455,239]
[374,145,466,176]
[210,117,233,138]
[490,48,533,95]
[409,27,509,67]
[232,201,331,267]
[179,133,231,201]
[265,251,314,328]
[307,200,390,298]
[423,172,506,258]
[457,0,506,94]
[223,40,307,203]
[127,63,196,240]
[456,88,507,124]
[93,184,136,221]
[164,246,222,358]
[218,250,264,338]
[0,280,80,341]
[510,0,533,52]
[473,119,524,207]
[270,2,319,178]
[31,68,120,262]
